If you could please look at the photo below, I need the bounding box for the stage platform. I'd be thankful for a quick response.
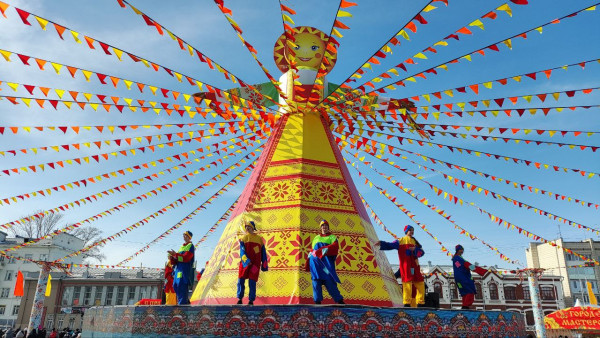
[82,304,525,337]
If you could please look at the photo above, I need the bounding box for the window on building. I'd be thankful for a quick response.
[39,254,48,262]
[4,270,13,281]
[525,311,534,326]
[523,286,530,300]
[57,315,64,330]
[591,281,598,292]
[12,305,19,315]
[116,286,125,305]
[61,287,73,306]
[150,286,158,299]
[0,256,4,263]
[489,283,499,300]
[68,317,75,328]
[504,286,517,300]
[94,286,103,306]
[72,286,81,306]
[140,286,150,300]
[541,286,555,300]
[46,315,54,329]
[83,286,92,306]
[24,254,33,264]
[572,280,580,290]
[128,286,137,305]
[0,288,10,298]
[8,257,16,264]
[450,283,458,300]
[433,282,443,299]
[475,283,483,299]
[0,305,5,315]
[105,286,114,305]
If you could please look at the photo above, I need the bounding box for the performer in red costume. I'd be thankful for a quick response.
[163,256,176,305]
[237,221,268,305]
[376,225,425,307]
[452,245,487,309]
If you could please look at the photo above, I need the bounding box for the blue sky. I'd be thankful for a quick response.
[0,0,599,270]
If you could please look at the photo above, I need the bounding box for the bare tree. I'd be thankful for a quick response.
[9,211,105,263]
[70,226,106,262]
[8,211,64,238]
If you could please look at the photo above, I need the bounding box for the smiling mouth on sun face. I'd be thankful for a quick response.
[298,57,312,62]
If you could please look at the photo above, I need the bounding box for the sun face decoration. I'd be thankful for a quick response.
[274,26,337,74]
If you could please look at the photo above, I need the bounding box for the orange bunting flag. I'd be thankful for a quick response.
[13,271,24,296]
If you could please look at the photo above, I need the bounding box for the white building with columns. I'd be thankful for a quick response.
[0,231,84,327]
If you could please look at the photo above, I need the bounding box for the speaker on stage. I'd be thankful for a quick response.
[424,292,439,308]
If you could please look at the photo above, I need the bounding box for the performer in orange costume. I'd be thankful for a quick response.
[376,225,425,307]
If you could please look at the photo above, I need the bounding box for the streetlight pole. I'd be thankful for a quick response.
[27,262,51,333]
[526,268,547,338]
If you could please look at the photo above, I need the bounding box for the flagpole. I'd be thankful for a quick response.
[27,262,51,333]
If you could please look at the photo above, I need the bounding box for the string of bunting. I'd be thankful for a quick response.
[344,157,453,257]
[345,137,600,210]
[403,59,599,105]
[348,153,521,266]
[336,117,599,152]
[409,86,599,113]
[0,252,162,271]
[0,127,257,177]
[339,112,600,138]
[117,180,241,265]
[0,82,277,132]
[380,157,600,235]
[2,144,264,256]
[359,193,400,241]
[343,152,599,266]
[195,200,237,246]
[327,85,598,122]
[55,148,263,263]
[0,1,281,114]
[416,123,600,137]
[1,134,266,231]
[0,94,276,128]
[0,79,277,123]
[325,3,598,109]
[334,128,600,179]
[0,124,247,157]
[0,134,266,206]
[0,48,272,116]
[0,121,257,135]
[304,0,355,107]
[351,1,529,85]
[1,131,267,207]
[415,105,598,120]
[345,144,600,240]
[115,0,280,109]
[213,0,290,104]
[324,0,443,105]
[332,0,521,99]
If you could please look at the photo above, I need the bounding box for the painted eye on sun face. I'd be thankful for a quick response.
[293,45,300,50]
[311,45,319,51]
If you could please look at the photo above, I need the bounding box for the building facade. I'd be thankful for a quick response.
[15,267,163,331]
[0,231,84,327]
[526,238,600,307]
[392,263,564,334]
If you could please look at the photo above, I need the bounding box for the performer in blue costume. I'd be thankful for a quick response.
[305,220,344,304]
[452,244,487,309]
[168,231,195,305]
